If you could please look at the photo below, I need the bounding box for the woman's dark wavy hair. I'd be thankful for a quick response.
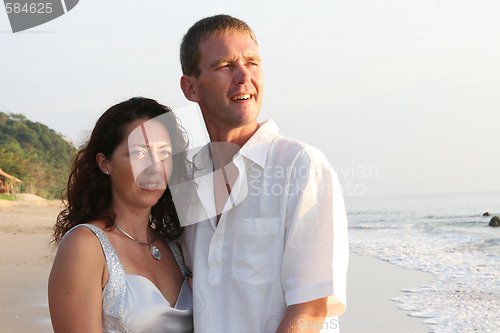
[53,97,191,244]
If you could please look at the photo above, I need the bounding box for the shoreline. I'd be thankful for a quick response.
[340,253,432,333]
[1,201,433,333]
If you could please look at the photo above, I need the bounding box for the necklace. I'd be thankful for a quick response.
[115,224,162,260]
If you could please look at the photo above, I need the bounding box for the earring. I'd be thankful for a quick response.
[105,171,109,175]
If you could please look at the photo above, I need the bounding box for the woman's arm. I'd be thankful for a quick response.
[48,227,107,333]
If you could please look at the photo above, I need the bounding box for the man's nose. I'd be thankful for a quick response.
[234,63,251,84]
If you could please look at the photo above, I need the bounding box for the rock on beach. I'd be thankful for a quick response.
[489,216,500,227]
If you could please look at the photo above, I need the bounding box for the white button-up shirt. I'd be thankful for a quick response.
[180,120,348,333]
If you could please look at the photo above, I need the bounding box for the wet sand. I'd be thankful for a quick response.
[340,254,431,332]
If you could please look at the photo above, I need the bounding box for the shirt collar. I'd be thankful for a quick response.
[192,119,279,170]
[239,119,279,168]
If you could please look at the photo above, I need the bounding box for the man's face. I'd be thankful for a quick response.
[193,31,263,132]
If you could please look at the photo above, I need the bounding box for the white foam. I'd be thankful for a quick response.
[347,193,500,332]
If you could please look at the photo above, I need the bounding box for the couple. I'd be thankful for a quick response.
[48,15,349,333]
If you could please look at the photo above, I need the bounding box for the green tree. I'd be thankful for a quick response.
[0,111,77,199]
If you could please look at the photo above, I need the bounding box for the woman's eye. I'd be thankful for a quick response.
[159,150,172,159]
[131,150,147,159]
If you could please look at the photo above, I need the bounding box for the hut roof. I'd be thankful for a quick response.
[0,168,22,183]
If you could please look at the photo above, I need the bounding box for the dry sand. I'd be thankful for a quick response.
[0,199,62,333]
[0,200,432,333]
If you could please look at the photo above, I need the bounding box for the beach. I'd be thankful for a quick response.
[0,199,433,333]
[345,192,500,331]
[339,254,431,332]
[0,199,62,332]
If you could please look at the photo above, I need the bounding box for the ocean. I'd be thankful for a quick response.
[345,192,500,332]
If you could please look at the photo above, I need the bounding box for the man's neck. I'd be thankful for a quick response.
[207,122,260,148]
[209,141,242,226]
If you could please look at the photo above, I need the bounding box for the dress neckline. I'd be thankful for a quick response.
[126,274,190,309]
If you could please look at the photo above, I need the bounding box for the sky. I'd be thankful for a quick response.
[1,0,499,196]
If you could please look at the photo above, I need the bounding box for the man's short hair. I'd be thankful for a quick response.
[180,14,257,77]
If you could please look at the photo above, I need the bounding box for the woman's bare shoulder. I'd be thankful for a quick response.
[56,222,107,259]
[49,222,107,332]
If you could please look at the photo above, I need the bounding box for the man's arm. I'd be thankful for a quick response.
[279,148,349,332]
[276,298,328,333]
[276,296,347,333]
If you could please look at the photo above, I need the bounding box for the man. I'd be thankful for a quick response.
[178,14,348,332]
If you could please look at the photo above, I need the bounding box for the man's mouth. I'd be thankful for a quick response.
[231,94,252,101]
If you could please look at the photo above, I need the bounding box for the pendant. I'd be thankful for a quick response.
[150,245,162,260]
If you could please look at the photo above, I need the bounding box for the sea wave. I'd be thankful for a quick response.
[346,192,500,332]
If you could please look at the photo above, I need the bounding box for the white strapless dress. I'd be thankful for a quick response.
[64,224,193,333]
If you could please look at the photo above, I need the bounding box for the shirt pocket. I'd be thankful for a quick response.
[232,217,281,285]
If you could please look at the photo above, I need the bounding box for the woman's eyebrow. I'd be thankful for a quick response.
[128,143,147,148]
[128,142,172,148]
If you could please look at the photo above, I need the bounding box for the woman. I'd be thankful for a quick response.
[49,97,193,332]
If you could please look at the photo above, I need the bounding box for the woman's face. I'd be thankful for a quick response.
[106,118,173,210]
